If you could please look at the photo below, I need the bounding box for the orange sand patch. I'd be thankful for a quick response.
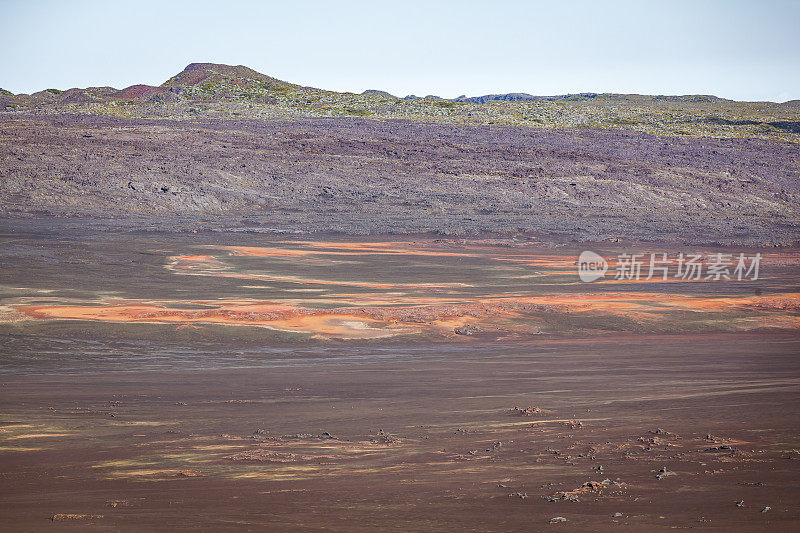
[16,302,414,339]
[167,246,797,291]
[12,292,800,338]
[213,246,320,258]
[502,292,800,316]
[166,254,471,290]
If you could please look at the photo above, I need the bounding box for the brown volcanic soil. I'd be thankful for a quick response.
[1,113,798,244]
[0,230,799,531]
[1,334,799,531]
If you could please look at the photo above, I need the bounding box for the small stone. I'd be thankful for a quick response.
[454,324,481,335]
[613,512,623,517]
[549,516,567,524]
[761,506,771,513]
[736,500,744,508]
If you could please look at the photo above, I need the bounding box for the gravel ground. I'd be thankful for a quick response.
[1,113,798,244]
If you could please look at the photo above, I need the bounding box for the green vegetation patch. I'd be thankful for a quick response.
[343,107,371,116]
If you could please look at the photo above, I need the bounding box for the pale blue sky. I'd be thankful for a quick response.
[1,0,798,101]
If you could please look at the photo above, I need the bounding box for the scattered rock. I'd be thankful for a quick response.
[285,432,337,440]
[761,506,771,513]
[656,466,676,480]
[546,493,580,503]
[454,324,481,335]
[703,444,733,452]
[510,406,542,416]
[372,429,400,444]
[549,516,567,524]
[613,512,623,517]
[546,479,615,502]
[735,500,744,508]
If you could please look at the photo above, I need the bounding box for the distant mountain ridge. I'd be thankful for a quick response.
[0,63,299,106]
[403,92,732,104]
[161,62,295,90]
[0,62,782,105]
